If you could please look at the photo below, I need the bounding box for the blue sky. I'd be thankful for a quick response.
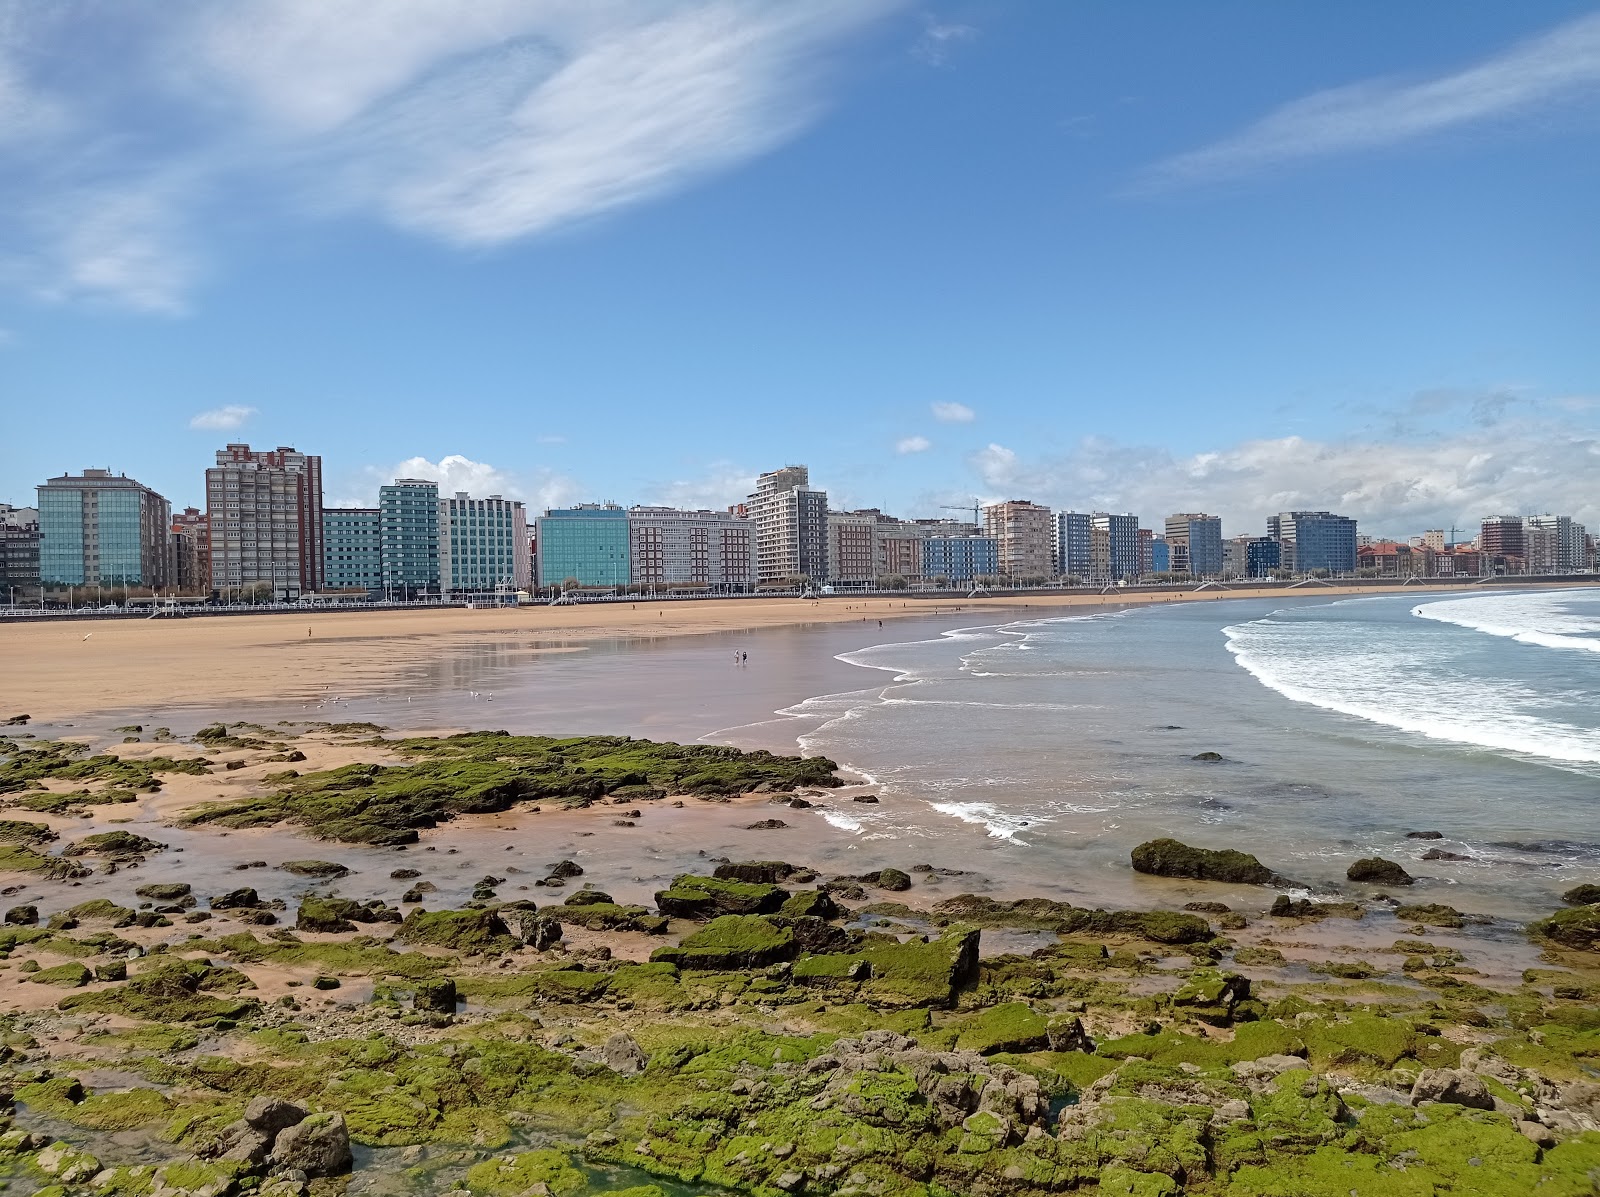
[3,1,1598,537]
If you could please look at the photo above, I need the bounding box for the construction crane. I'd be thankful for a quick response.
[941,501,983,528]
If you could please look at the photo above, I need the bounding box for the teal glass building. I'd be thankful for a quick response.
[537,505,630,588]
[322,508,382,593]
[379,479,440,597]
[37,470,171,589]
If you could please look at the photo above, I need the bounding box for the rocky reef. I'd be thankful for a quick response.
[3,732,1600,1196]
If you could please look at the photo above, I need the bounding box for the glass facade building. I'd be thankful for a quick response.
[1055,512,1091,577]
[537,505,630,588]
[440,493,530,595]
[922,535,999,583]
[37,470,171,589]
[1269,511,1357,575]
[322,508,382,593]
[379,479,440,596]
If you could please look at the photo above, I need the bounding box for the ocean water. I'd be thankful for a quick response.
[746,588,1600,920]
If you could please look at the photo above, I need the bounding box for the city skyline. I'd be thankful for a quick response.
[3,4,1598,533]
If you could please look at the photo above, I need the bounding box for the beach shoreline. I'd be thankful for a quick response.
[4,582,1582,722]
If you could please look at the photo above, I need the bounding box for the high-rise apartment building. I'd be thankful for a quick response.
[983,500,1053,579]
[747,467,829,585]
[1165,513,1223,577]
[826,510,879,586]
[441,493,531,594]
[322,508,382,593]
[1525,515,1586,572]
[922,534,999,583]
[1226,535,1281,579]
[1,505,41,601]
[1478,516,1525,566]
[627,507,754,591]
[380,479,440,597]
[1055,512,1092,578]
[38,470,171,590]
[537,504,629,588]
[170,508,210,594]
[1419,529,1446,552]
[1092,512,1140,580]
[1267,511,1356,575]
[206,444,324,597]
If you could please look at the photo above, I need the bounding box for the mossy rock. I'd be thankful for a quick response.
[654,873,789,919]
[463,1148,585,1195]
[61,830,166,857]
[179,731,841,844]
[1528,904,1600,951]
[394,906,515,952]
[0,818,56,844]
[948,1002,1050,1054]
[59,959,259,1026]
[554,901,667,934]
[856,925,980,1009]
[28,961,93,987]
[281,859,351,878]
[1131,837,1276,884]
[134,882,191,901]
[1393,902,1465,929]
[1347,856,1415,886]
[1561,883,1600,906]
[650,915,796,970]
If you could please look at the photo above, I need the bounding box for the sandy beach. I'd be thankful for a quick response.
[0,583,1504,720]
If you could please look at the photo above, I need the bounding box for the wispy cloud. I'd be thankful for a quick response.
[895,435,931,454]
[966,405,1600,535]
[931,401,975,423]
[911,18,975,67]
[188,404,258,431]
[1142,11,1600,190]
[0,1,906,310]
[646,461,756,510]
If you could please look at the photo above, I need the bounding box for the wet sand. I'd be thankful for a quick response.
[0,584,1478,721]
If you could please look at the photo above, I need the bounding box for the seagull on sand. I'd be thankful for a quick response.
[82,633,92,641]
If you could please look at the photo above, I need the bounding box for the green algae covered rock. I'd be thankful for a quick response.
[1132,837,1277,884]
[948,1002,1050,1054]
[1561,883,1600,906]
[59,959,259,1026]
[61,829,166,857]
[1394,902,1467,928]
[27,961,93,988]
[394,906,515,952]
[464,1148,584,1194]
[654,873,789,919]
[181,731,841,843]
[856,924,980,1008]
[650,915,795,970]
[554,900,668,934]
[1172,969,1250,1025]
[1528,903,1600,951]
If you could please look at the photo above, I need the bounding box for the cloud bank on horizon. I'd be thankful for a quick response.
[1141,10,1600,190]
[967,404,1600,536]
[0,0,905,312]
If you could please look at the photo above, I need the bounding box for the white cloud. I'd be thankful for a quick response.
[188,404,258,430]
[910,19,976,67]
[895,435,931,454]
[645,461,756,510]
[965,416,1600,536]
[536,434,567,444]
[931,401,975,423]
[1142,10,1600,189]
[0,1,906,309]
[362,454,580,512]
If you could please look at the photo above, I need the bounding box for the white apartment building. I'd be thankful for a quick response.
[205,444,323,597]
[747,466,829,584]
